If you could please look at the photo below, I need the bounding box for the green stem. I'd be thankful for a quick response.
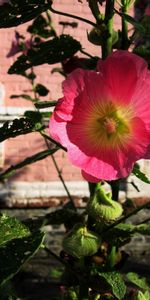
[121,0,129,49]
[104,201,150,233]
[107,245,117,268]
[40,131,67,152]
[51,154,76,211]
[102,0,114,59]
[88,0,102,24]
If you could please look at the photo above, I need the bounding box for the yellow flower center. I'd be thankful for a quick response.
[102,117,117,134]
[84,101,133,150]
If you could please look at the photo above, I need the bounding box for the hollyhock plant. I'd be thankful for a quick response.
[49,50,150,182]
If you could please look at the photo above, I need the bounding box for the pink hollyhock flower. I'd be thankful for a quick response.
[49,51,150,182]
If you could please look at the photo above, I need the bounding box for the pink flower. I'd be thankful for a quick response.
[145,6,150,16]
[49,51,150,182]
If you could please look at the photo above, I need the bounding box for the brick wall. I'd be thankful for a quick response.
[1,3,149,203]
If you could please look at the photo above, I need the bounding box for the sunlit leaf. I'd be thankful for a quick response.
[0,0,50,28]
[0,214,30,246]
[0,118,36,142]
[132,164,150,184]
[98,271,126,299]
[0,231,44,286]
[127,272,150,291]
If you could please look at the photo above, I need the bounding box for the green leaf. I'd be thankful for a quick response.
[0,1,50,28]
[0,148,58,180]
[135,224,150,235]
[11,94,38,102]
[8,35,81,74]
[117,12,145,33]
[103,223,150,247]
[24,110,45,131]
[35,83,49,96]
[24,110,43,123]
[126,272,150,291]
[103,223,135,247]
[0,214,30,246]
[98,271,126,300]
[132,164,150,184]
[34,100,57,109]
[133,46,150,64]
[8,54,30,75]
[144,291,150,300]
[0,231,44,286]
[0,118,36,142]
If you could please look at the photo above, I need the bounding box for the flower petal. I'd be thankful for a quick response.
[97,50,147,105]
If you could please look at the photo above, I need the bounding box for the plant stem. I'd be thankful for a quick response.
[121,0,129,49]
[51,154,76,211]
[88,0,102,24]
[80,49,94,59]
[40,131,67,152]
[107,245,117,268]
[102,0,114,59]
[48,3,96,27]
[104,201,150,233]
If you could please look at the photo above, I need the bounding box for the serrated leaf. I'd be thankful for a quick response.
[132,164,150,184]
[0,214,30,246]
[0,1,50,28]
[127,272,150,291]
[98,271,126,300]
[8,35,81,74]
[0,231,44,286]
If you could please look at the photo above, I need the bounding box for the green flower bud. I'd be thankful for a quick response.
[62,224,101,259]
[87,185,123,223]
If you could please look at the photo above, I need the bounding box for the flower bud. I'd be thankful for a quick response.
[87,185,123,223]
[62,224,101,259]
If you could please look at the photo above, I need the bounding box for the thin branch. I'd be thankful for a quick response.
[51,154,76,210]
[48,5,96,27]
[104,201,150,233]
[43,135,76,211]
[80,49,95,58]
[40,131,67,152]
[44,246,67,267]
